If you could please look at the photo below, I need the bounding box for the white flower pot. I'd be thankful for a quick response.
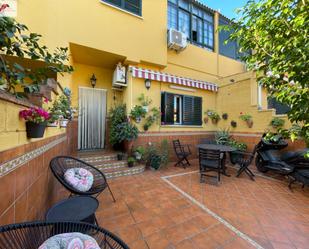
[60,119,69,128]
[47,121,58,127]
[142,106,149,113]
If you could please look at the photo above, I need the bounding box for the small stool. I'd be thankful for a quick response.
[46,196,99,225]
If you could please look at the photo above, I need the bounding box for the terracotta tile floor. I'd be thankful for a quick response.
[96,159,309,249]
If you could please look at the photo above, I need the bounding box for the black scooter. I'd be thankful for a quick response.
[255,134,309,188]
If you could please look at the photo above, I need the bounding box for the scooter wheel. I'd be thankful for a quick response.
[255,155,268,173]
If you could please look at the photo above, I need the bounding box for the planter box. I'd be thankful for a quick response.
[26,121,46,138]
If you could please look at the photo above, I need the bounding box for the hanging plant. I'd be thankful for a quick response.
[270,117,285,129]
[138,93,152,113]
[205,110,221,124]
[19,107,50,138]
[143,107,160,131]
[231,120,237,128]
[239,112,253,128]
[222,113,228,120]
[130,105,147,123]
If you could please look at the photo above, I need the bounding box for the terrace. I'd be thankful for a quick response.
[0,0,308,248]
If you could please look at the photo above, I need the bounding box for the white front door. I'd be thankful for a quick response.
[78,87,107,150]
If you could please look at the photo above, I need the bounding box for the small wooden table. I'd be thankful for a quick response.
[197,144,236,176]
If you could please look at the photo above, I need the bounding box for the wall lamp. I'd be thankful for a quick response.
[145,79,151,90]
[90,74,97,88]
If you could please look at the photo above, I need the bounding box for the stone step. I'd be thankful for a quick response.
[104,165,146,179]
[94,160,128,171]
[79,154,119,162]
[77,153,145,179]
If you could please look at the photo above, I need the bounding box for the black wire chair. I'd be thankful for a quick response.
[0,221,129,249]
[50,156,116,201]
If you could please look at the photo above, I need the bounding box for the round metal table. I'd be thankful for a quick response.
[46,196,99,225]
[197,144,236,176]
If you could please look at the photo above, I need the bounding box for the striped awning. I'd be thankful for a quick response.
[129,66,218,92]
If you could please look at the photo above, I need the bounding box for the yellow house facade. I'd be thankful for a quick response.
[1,0,297,152]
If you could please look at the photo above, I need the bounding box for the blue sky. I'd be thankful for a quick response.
[200,0,248,19]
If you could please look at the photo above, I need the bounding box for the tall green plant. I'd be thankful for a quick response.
[225,0,309,153]
[0,17,73,94]
[109,104,127,146]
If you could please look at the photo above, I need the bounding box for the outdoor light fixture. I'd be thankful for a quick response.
[145,79,151,90]
[90,74,97,88]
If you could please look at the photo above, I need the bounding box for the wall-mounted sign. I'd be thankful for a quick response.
[0,0,17,17]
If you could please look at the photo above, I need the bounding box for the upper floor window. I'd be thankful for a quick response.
[102,0,142,16]
[219,17,240,60]
[168,0,214,50]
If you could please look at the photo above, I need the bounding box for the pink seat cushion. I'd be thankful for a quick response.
[38,232,100,249]
[64,168,94,192]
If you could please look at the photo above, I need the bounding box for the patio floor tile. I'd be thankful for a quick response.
[93,159,309,248]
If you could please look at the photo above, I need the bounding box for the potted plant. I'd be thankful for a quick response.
[109,104,128,150]
[127,157,136,168]
[130,105,147,123]
[57,92,74,128]
[231,120,237,128]
[19,107,50,138]
[203,116,209,124]
[229,140,248,164]
[215,129,231,145]
[117,122,139,153]
[143,107,160,131]
[239,113,253,128]
[134,146,145,161]
[117,152,125,161]
[205,110,221,124]
[270,117,285,130]
[47,100,62,127]
[138,93,152,113]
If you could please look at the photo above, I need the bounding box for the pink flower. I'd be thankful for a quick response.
[43,97,49,103]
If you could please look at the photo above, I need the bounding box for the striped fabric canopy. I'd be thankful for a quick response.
[129,66,218,92]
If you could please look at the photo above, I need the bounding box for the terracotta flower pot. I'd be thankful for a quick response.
[246,120,253,128]
[123,140,134,153]
[204,117,209,124]
[211,119,218,125]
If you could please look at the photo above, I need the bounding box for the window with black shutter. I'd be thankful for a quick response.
[161,92,202,126]
[102,0,142,16]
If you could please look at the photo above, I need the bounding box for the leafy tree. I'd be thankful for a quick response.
[0,17,73,94]
[227,0,309,150]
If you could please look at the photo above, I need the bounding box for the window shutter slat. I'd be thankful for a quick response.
[193,97,202,125]
[183,96,194,125]
[161,92,174,125]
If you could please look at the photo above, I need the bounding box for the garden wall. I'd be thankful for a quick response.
[0,95,76,226]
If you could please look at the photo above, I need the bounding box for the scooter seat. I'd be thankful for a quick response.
[281,149,309,162]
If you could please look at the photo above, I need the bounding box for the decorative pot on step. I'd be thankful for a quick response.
[117,153,124,161]
[128,161,134,168]
[26,121,46,138]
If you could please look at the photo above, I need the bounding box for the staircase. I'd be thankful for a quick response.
[77,152,146,179]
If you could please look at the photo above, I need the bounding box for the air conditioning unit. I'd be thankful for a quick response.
[167,28,187,52]
[112,63,127,88]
